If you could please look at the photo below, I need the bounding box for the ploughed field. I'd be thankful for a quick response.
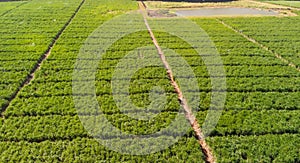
[0,0,299,162]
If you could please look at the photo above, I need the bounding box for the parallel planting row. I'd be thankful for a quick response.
[0,0,299,162]
[0,1,25,16]
[0,0,83,109]
[193,19,300,162]
[220,16,300,67]
[1,0,206,162]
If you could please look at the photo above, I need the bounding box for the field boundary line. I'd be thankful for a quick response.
[0,1,28,17]
[139,2,215,163]
[217,19,300,73]
[0,0,86,117]
[140,0,147,9]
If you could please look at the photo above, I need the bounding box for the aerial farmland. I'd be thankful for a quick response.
[0,0,299,162]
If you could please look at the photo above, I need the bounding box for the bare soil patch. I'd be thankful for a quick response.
[175,7,279,17]
[144,0,297,17]
[148,9,176,17]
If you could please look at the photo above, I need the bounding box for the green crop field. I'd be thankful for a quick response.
[0,0,299,162]
[267,1,300,8]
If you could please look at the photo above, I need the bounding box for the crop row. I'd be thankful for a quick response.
[0,136,204,162]
[0,0,85,108]
[0,113,187,141]
[33,54,287,72]
[15,74,300,98]
[7,133,282,162]
[219,17,300,67]
[5,90,300,117]
[35,64,300,79]
[0,1,24,16]
[0,109,299,142]
[30,62,300,84]
[207,134,300,162]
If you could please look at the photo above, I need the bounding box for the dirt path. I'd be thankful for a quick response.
[139,2,216,163]
[0,0,86,117]
[217,18,300,73]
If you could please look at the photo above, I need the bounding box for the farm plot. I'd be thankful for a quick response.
[190,18,300,161]
[219,16,300,67]
[1,0,300,162]
[0,0,83,110]
[0,1,25,16]
[1,0,207,162]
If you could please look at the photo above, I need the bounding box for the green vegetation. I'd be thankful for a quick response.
[0,0,83,108]
[266,1,300,8]
[0,0,299,162]
[0,1,24,16]
[208,134,300,162]
[1,0,205,162]
[221,16,300,67]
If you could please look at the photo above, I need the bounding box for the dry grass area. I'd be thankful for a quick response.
[144,0,298,16]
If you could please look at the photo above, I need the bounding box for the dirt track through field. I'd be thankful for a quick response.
[217,19,300,73]
[139,2,216,163]
[0,0,86,118]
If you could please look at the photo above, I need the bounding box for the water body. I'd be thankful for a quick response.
[175,7,279,16]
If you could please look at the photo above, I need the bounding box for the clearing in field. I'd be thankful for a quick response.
[143,0,298,17]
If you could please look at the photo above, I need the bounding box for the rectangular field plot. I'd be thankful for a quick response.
[0,0,84,107]
[220,17,300,67]
[0,137,205,162]
[207,134,300,162]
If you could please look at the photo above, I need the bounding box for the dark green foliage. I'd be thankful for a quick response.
[208,134,300,162]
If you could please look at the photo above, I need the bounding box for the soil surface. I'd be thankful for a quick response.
[143,0,297,17]
[175,7,278,16]
[148,9,177,17]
